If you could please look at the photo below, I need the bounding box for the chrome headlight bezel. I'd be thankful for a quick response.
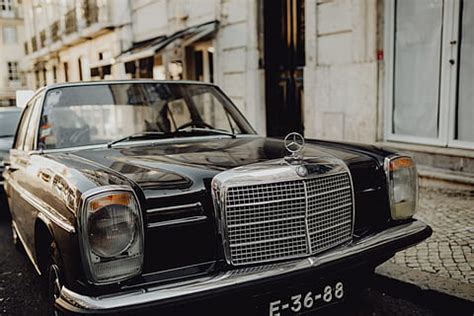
[384,154,418,220]
[78,186,144,285]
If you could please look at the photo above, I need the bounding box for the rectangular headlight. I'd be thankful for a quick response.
[79,187,144,284]
[384,155,418,220]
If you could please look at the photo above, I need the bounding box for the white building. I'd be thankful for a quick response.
[21,0,474,185]
[21,0,133,89]
[0,0,27,106]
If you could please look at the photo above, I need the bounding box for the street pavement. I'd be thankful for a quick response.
[377,187,474,302]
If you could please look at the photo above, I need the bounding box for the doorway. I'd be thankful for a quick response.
[263,0,305,137]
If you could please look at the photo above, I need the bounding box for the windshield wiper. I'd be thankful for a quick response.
[176,127,237,138]
[107,131,167,148]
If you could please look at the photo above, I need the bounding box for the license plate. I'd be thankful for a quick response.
[265,280,345,315]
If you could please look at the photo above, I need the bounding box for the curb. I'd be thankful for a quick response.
[374,262,473,314]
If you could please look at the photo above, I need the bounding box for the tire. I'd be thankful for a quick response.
[45,241,64,316]
[47,263,63,316]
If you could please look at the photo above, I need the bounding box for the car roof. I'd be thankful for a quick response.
[44,79,217,91]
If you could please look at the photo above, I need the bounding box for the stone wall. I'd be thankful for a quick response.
[304,0,379,143]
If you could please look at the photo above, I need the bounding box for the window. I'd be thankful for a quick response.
[187,42,214,83]
[7,61,19,81]
[24,97,43,151]
[37,83,253,149]
[64,62,69,82]
[385,0,474,149]
[455,0,474,143]
[0,0,13,12]
[78,58,83,81]
[3,26,17,44]
[53,65,57,83]
[14,101,34,150]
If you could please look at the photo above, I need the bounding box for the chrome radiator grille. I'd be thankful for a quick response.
[223,172,353,266]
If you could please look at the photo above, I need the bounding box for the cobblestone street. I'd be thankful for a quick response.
[390,188,474,285]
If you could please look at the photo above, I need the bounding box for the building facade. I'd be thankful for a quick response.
[21,0,133,89]
[20,0,473,181]
[0,0,26,106]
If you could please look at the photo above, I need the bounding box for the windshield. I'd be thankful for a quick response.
[38,83,255,149]
[0,109,22,138]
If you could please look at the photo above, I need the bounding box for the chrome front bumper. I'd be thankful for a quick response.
[56,220,431,314]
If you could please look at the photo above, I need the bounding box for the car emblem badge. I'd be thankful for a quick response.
[284,132,305,156]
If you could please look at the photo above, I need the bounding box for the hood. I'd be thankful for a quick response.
[65,136,378,198]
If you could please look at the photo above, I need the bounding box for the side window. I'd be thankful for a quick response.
[13,100,35,150]
[24,96,43,151]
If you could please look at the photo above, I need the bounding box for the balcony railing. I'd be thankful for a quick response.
[85,2,99,26]
[31,36,37,52]
[26,3,111,55]
[39,30,47,48]
[65,9,77,35]
[51,21,60,42]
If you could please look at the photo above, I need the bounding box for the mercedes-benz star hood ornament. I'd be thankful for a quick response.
[284,132,305,160]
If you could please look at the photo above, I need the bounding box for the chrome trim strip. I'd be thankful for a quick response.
[229,234,307,248]
[310,220,352,235]
[308,202,352,217]
[228,214,305,228]
[8,180,75,233]
[146,202,203,214]
[56,221,430,312]
[306,185,351,199]
[147,215,208,229]
[227,196,305,208]
[303,181,312,254]
[11,220,42,275]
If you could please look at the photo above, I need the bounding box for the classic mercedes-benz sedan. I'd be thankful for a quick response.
[3,80,431,315]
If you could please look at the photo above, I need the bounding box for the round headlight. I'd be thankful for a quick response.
[385,155,418,220]
[88,204,137,258]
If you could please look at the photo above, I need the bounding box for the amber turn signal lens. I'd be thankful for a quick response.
[385,155,418,220]
[388,157,415,172]
[89,193,131,211]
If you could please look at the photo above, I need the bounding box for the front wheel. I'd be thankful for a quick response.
[44,240,64,316]
[47,263,63,316]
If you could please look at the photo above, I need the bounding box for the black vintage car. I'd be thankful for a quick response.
[3,80,431,315]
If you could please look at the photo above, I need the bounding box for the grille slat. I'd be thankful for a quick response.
[222,172,353,265]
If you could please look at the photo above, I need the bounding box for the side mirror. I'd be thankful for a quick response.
[16,90,35,108]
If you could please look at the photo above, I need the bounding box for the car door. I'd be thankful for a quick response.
[7,95,42,252]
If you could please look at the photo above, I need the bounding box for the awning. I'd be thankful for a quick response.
[117,35,167,63]
[116,20,218,63]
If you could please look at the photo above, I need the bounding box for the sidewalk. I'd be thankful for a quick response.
[376,187,474,302]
